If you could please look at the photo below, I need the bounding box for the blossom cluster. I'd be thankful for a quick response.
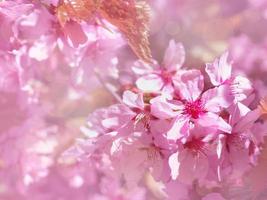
[1,0,267,199]
[67,41,267,199]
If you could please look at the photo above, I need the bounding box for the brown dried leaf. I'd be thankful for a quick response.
[55,0,96,25]
[56,0,152,62]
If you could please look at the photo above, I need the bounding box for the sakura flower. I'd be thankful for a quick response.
[151,69,232,141]
[72,121,161,189]
[206,52,254,103]
[122,90,153,131]
[217,103,263,181]
[167,125,216,184]
[106,123,173,188]
[76,91,146,141]
[66,92,147,160]
[1,1,267,198]
[133,40,185,95]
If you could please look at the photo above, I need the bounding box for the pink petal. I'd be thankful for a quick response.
[15,7,53,41]
[178,150,209,184]
[102,117,119,129]
[136,74,164,92]
[122,90,144,109]
[205,52,232,86]
[150,96,182,119]
[151,101,177,119]
[151,156,170,182]
[197,112,232,133]
[63,21,88,48]
[166,116,190,140]
[232,76,253,102]
[28,35,56,61]
[233,108,262,133]
[216,134,225,159]
[151,123,175,150]
[202,85,234,112]
[161,83,175,98]
[229,102,250,126]
[175,70,204,101]
[132,59,158,75]
[163,40,185,71]
[164,180,189,200]
[168,151,180,180]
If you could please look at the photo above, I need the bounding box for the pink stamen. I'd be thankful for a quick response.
[134,112,150,130]
[183,99,205,119]
[226,133,247,151]
[160,69,174,84]
[184,138,208,156]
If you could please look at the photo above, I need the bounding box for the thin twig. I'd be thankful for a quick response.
[93,68,123,104]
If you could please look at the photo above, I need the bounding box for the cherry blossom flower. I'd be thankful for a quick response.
[133,40,185,95]
[151,69,232,141]
[216,103,263,181]
[206,52,254,103]
[1,0,267,199]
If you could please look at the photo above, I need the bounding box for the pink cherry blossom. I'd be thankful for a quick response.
[217,103,263,181]
[133,40,185,94]
[151,69,232,141]
[1,0,267,199]
[206,52,254,103]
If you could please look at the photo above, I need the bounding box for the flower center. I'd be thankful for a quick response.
[160,69,173,84]
[226,133,247,151]
[184,138,207,156]
[183,99,204,119]
[134,112,150,131]
[140,145,163,161]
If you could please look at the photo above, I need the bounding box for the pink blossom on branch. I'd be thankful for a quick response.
[0,0,267,199]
